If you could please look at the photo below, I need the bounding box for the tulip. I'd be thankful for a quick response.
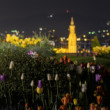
[30,80,34,87]
[94,104,98,110]
[87,62,90,69]
[36,80,43,94]
[63,56,67,61]
[81,83,87,93]
[96,85,102,93]
[58,105,67,110]
[97,65,101,70]
[93,55,96,61]
[90,103,95,110]
[38,80,42,88]
[36,87,43,94]
[37,106,43,110]
[0,74,6,82]
[79,81,81,87]
[28,107,31,110]
[95,74,101,82]
[61,97,68,105]
[67,73,71,80]
[25,103,28,108]
[76,66,82,74]
[67,58,71,63]
[47,74,51,81]
[73,98,77,105]
[74,60,78,65]
[65,93,72,102]
[21,73,24,80]
[9,61,14,70]
[90,66,95,74]
[28,50,34,55]
[96,95,103,104]
[101,107,106,110]
[75,106,82,110]
[55,74,59,81]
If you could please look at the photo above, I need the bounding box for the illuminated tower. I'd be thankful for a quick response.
[68,17,77,53]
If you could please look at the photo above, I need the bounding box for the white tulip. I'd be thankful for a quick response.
[47,74,51,81]
[9,61,14,70]
[21,73,24,80]
[67,73,71,80]
[55,74,59,81]
[90,66,95,74]
[30,80,34,87]
[87,62,90,69]
[81,83,87,93]
[93,56,96,61]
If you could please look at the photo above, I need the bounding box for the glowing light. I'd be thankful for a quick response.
[107,33,109,36]
[39,28,43,31]
[84,38,87,41]
[83,35,86,37]
[103,30,105,32]
[77,38,81,41]
[66,10,70,13]
[106,30,108,32]
[102,35,105,38]
[92,31,95,34]
[88,32,91,34]
[60,38,64,42]
[52,29,55,33]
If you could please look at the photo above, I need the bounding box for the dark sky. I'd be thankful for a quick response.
[0,0,110,37]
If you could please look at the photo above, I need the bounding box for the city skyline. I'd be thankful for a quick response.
[0,0,110,37]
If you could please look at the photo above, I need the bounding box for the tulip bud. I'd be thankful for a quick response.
[36,87,43,94]
[74,60,78,65]
[55,74,59,81]
[67,73,71,80]
[47,74,51,81]
[93,56,96,61]
[73,98,77,105]
[9,61,14,70]
[87,62,90,69]
[21,73,24,80]
[90,66,95,74]
[81,83,87,93]
[76,66,82,74]
[30,80,34,87]
[79,81,81,87]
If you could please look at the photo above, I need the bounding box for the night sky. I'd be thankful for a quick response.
[0,0,110,37]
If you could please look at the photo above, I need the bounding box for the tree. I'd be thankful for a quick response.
[92,36,101,49]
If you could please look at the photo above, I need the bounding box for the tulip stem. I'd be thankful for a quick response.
[88,69,89,75]
[57,81,59,97]
[32,87,34,103]
[69,81,71,95]
[10,69,13,78]
[49,81,53,103]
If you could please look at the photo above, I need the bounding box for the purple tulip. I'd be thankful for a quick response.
[28,50,34,55]
[95,74,101,82]
[97,65,101,70]
[37,80,42,88]
[0,74,6,82]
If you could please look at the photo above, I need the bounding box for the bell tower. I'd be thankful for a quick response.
[68,17,77,53]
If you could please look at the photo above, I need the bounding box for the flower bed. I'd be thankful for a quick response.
[0,52,110,110]
[0,38,110,110]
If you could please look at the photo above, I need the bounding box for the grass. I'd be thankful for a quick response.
[56,54,110,69]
